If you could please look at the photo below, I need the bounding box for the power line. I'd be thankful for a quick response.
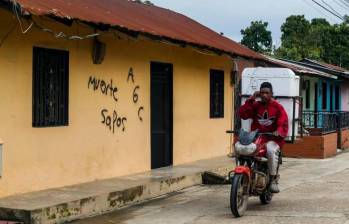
[310,0,344,21]
[339,0,349,9]
[334,0,349,11]
[321,0,344,16]
[302,0,337,23]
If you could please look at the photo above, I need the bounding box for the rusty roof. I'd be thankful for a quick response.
[5,0,264,60]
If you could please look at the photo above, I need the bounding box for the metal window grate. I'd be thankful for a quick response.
[210,69,224,118]
[32,47,69,127]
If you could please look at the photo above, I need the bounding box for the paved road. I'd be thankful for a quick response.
[73,152,349,224]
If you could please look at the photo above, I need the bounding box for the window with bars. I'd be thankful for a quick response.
[210,69,224,118]
[32,47,69,127]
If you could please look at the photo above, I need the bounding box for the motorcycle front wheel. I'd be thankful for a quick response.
[230,174,249,217]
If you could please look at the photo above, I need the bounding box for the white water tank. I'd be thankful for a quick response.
[240,67,300,141]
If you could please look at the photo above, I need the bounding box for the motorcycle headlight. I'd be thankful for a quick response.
[234,142,257,156]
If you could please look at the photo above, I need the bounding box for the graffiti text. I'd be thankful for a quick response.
[101,109,127,133]
[88,76,118,102]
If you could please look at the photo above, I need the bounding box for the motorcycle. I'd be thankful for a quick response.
[227,129,281,217]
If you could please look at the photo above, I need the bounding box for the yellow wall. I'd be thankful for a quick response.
[0,9,234,197]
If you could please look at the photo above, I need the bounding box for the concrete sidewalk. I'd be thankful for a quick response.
[71,152,349,224]
[0,156,235,224]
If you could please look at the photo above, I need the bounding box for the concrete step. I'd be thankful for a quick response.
[0,156,235,224]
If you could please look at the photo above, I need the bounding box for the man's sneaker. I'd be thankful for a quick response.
[269,179,280,193]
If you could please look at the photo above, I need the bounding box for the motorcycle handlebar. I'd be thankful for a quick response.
[226,130,277,137]
[259,132,276,137]
[226,130,237,134]
[259,132,273,135]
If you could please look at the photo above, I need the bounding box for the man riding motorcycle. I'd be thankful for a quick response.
[239,82,289,193]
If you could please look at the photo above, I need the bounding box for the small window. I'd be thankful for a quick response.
[33,47,69,127]
[210,69,224,118]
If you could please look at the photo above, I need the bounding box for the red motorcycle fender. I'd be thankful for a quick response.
[234,166,251,179]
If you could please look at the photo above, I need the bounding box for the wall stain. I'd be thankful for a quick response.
[108,186,144,208]
[80,197,95,207]
[165,176,186,187]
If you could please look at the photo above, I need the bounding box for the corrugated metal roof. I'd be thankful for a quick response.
[265,56,337,79]
[5,0,264,60]
[302,58,349,73]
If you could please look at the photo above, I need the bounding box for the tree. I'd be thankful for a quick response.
[307,18,332,60]
[275,15,349,69]
[276,15,311,60]
[344,15,349,24]
[240,21,272,54]
[307,18,333,61]
[328,23,349,67]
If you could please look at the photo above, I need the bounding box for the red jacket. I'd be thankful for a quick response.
[239,98,289,147]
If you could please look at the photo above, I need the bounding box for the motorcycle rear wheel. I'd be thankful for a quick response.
[259,191,273,204]
[230,174,249,217]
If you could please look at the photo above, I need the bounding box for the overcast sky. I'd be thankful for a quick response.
[150,0,347,46]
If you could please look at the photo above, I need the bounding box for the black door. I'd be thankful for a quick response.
[151,62,173,169]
